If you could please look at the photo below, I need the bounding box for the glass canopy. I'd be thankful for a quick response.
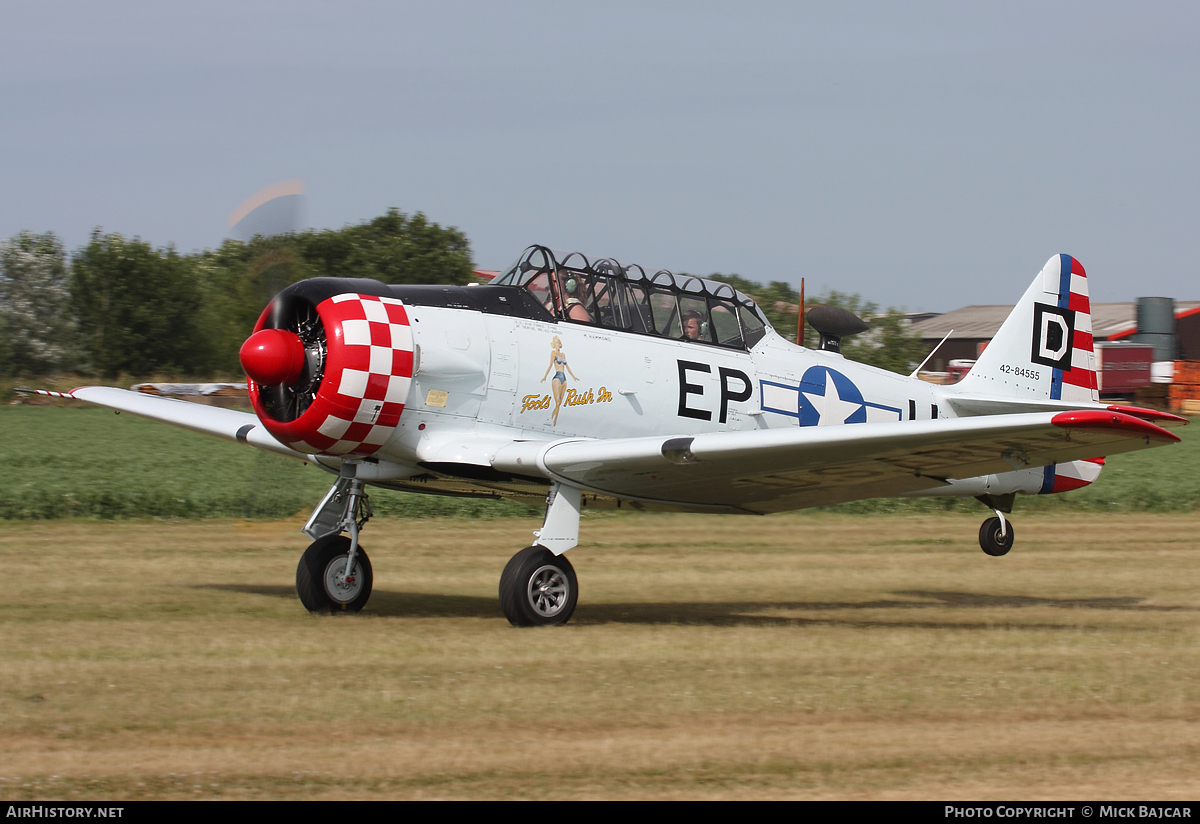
[491,245,770,350]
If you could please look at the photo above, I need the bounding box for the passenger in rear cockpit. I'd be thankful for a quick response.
[681,310,705,341]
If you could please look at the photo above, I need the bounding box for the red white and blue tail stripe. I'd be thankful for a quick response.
[1039,457,1104,494]
[1048,254,1097,403]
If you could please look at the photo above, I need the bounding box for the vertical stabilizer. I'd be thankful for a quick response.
[953,255,1098,403]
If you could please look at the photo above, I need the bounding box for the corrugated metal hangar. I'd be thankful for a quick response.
[909,301,1200,372]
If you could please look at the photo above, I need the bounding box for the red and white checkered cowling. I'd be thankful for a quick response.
[247,293,414,457]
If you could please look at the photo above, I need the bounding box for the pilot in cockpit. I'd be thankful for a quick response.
[548,268,591,323]
[681,310,705,341]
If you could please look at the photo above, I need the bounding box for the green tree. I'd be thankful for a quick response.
[708,273,803,336]
[71,231,213,377]
[0,310,12,378]
[295,208,474,285]
[816,290,928,375]
[192,238,315,372]
[0,231,77,376]
[194,209,476,371]
[708,274,926,375]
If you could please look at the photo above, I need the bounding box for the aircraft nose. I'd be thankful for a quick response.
[240,328,305,386]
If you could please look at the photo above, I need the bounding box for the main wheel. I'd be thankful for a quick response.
[296,534,373,613]
[979,517,1015,557]
[499,546,578,627]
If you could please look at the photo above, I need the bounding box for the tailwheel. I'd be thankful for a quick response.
[979,517,1015,557]
[499,546,578,627]
[296,534,373,613]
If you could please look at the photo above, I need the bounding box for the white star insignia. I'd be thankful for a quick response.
[802,377,863,426]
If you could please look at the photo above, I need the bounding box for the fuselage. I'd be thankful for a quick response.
[240,248,1096,511]
[316,284,972,508]
[395,292,940,442]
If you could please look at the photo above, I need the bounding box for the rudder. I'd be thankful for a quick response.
[954,254,1098,402]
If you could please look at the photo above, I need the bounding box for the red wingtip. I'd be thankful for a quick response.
[1106,405,1190,427]
[1052,410,1181,443]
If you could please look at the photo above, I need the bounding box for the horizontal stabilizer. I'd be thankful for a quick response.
[947,397,1190,427]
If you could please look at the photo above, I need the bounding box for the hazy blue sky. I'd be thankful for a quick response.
[3,1,1197,311]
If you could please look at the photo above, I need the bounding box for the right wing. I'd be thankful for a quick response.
[20,386,308,460]
[493,410,1180,514]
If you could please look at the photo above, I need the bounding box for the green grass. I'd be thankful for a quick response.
[0,406,537,520]
[1,513,1198,799]
[1,405,1196,520]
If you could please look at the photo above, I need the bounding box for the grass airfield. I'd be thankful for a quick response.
[2,511,1199,800]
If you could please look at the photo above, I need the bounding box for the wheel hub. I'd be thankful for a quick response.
[323,556,364,604]
[527,565,569,617]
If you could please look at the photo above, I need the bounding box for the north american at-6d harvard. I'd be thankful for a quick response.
[30,246,1186,625]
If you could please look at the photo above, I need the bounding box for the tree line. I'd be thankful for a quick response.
[709,274,927,374]
[1,211,925,379]
[0,209,475,378]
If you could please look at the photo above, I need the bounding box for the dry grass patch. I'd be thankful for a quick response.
[1,512,1198,798]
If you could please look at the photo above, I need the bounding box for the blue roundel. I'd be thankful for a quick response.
[797,366,866,427]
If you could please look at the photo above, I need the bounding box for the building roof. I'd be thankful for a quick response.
[909,301,1200,342]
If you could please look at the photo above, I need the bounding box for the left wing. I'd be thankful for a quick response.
[20,387,308,460]
[493,410,1180,514]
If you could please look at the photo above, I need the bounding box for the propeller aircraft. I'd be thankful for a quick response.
[29,246,1186,625]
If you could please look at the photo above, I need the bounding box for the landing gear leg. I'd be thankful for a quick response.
[499,483,582,626]
[296,465,374,613]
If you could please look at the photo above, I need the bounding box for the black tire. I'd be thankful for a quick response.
[979,517,1015,557]
[296,534,373,613]
[499,546,578,627]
